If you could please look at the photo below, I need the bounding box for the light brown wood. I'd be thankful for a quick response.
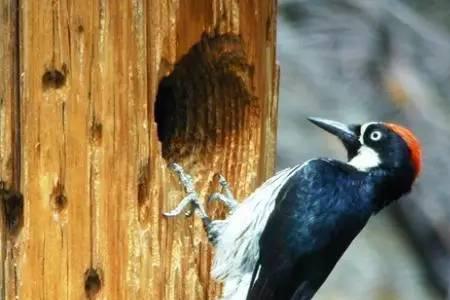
[0,0,278,299]
[0,1,21,299]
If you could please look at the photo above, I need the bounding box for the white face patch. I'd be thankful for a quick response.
[349,145,381,170]
[350,122,382,171]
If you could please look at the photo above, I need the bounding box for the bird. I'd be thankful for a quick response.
[163,117,422,300]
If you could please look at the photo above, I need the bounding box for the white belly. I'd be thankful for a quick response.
[210,164,305,299]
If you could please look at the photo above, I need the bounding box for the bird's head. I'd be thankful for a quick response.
[308,117,422,184]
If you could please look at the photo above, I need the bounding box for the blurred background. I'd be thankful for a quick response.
[276,0,450,299]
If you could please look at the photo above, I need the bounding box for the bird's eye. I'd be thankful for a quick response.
[369,130,383,141]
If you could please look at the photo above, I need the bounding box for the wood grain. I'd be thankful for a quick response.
[0,0,21,299]
[0,0,278,299]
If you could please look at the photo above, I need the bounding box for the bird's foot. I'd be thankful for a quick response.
[208,173,239,214]
[163,163,209,221]
[163,164,240,245]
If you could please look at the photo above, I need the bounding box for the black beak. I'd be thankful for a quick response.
[308,117,361,160]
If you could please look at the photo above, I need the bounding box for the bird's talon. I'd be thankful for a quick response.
[184,208,194,217]
[217,174,228,186]
[162,210,179,218]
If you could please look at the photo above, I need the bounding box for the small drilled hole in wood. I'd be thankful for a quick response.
[137,159,150,223]
[50,181,67,212]
[90,121,103,145]
[154,33,260,167]
[84,268,102,298]
[0,182,24,235]
[42,64,68,90]
[55,194,67,210]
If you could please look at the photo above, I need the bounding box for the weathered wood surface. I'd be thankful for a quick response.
[0,1,21,299]
[0,1,278,299]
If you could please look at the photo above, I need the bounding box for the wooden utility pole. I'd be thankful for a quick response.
[0,1,278,299]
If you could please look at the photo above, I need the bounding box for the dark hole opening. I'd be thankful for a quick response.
[155,77,185,145]
[84,268,102,298]
[55,194,67,211]
[42,64,68,90]
[51,181,68,212]
[0,181,24,236]
[154,33,259,165]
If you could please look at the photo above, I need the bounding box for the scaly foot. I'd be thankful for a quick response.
[163,163,209,221]
[208,174,239,213]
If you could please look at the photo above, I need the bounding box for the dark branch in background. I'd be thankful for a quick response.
[391,202,449,295]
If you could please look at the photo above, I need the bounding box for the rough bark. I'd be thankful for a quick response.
[0,0,278,299]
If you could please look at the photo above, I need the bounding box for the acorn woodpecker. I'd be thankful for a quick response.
[163,117,422,300]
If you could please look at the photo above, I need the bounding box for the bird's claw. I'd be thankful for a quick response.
[209,173,238,212]
[163,193,197,218]
[184,206,195,217]
[168,163,196,193]
[164,163,209,219]
[164,164,239,219]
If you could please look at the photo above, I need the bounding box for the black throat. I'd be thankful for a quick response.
[363,165,415,212]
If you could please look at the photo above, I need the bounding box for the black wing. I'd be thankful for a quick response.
[247,159,367,300]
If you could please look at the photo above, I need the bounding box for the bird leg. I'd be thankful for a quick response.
[163,163,240,245]
[163,163,210,223]
[208,174,239,214]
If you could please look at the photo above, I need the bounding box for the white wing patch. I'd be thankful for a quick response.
[211,163,306,300]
